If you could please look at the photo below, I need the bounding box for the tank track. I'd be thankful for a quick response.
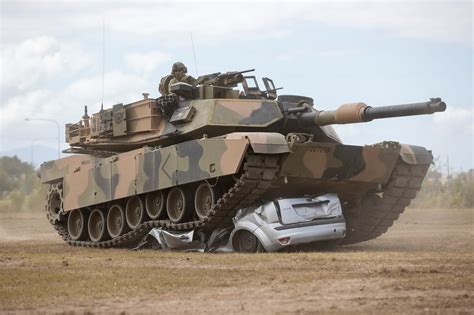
[51,154,279,248]
[341,158,430,245]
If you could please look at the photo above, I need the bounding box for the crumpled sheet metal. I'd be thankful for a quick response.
[135,227,233,252]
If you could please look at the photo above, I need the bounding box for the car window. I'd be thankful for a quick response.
[261,203,279,223]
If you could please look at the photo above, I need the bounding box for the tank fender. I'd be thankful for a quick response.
[40,155,94,184]
[399,144,433,165]
[225,132,290,154]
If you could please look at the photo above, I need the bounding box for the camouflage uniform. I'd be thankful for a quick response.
[169,75,196,86]
[168,62,196,93]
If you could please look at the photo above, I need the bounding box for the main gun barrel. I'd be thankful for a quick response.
[364,98,446,120]
[300,98,446,126]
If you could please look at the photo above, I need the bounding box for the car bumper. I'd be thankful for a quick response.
[255,217,346,252]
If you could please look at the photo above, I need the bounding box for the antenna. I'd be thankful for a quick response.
[190,32,199,76]
[101,16,105,111]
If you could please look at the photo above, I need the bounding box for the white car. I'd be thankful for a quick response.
[228,194,346,252]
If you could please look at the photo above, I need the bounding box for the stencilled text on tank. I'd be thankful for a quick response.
[307,145,331,154]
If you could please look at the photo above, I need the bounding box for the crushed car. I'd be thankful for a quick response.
[136,194,346,253]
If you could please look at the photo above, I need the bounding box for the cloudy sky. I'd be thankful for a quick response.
[0,0,472,172]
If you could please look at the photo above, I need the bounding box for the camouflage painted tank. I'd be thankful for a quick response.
[40,69,446,248]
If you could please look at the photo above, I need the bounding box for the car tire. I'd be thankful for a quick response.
[235,230,264,253]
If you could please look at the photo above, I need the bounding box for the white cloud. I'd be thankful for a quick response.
[59,70,152,110]
[275,47,354,62]
[300,2,471,45]
[57,2,472,45]
[64,4,300,44]
[0,89,51,124]
[0,71,154,152]
[1,2,470,50]
[433,105,474,133]
[0,36,92,92]
[1,3,470,56]
[125,51,171,77]
[1,65,153,126]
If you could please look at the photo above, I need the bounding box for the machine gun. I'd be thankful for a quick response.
[196,69,255,87]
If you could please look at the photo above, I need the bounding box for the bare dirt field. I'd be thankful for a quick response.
[0,207,472,314]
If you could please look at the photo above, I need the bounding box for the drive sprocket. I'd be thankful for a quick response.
[45,182,65,225]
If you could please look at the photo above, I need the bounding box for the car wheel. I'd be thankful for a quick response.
[235,230,264,253]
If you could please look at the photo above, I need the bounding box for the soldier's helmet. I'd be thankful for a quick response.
[172,62,187,75]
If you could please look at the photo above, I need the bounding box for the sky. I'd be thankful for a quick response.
[0,0,472,172]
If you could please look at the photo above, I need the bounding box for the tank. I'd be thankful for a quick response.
[40,69,446,248]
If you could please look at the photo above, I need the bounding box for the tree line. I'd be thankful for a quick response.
[0,156,45,212]
[411,167,474,208]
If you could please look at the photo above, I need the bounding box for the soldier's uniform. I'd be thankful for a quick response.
[157,62,197,118]
[167,62,196,94]
[168,74,197,89]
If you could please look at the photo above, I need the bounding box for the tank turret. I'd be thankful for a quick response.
[63,72,446,154]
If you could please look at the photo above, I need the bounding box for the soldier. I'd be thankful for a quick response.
[156,62,196,117]
[168,62,196,93]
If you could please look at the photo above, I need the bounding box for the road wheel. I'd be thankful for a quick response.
[166,187,192,223]
[107,204,129,238]
[145,190,166,219]
[194,182,220,219]
[126,196,147,229]
[67,209,88,241]
[235,230,264,253]
[88,209,109,242]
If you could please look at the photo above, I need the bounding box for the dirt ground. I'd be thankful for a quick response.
[0,207,472,314]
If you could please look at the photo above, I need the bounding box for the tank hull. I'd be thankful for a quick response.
[41,132,432,248]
